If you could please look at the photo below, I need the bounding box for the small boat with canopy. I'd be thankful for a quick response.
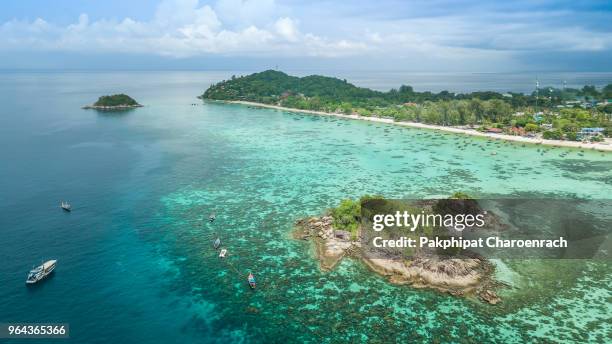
[247,272,256,289]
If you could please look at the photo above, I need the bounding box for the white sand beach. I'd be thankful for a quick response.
[229,100,612,152]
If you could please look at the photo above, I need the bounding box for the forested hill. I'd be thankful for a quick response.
[200,70,516,108]
[200,70,611,139]
[201,70,612,110]
[201,70,386,105]
[93,94,140,107]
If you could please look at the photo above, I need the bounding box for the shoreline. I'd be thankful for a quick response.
[293,215,501,304]
[82,104,143,110]
[226,100,612,152]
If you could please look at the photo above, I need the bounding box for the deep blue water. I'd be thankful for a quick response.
[0,71,610,343]
[0,72,229,343]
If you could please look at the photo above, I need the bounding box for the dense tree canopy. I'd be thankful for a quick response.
[93,94,140,107]
[201,70,611,139]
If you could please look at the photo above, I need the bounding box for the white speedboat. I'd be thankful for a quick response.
[26,260,57,284]
[219,249,227,258]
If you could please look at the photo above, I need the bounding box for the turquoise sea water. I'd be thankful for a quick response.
[0,71,611,343]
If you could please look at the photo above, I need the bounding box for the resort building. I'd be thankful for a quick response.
[577,127,605,141]
[579,128,604,136]
[541,123,553,130]
[509,127,527,136]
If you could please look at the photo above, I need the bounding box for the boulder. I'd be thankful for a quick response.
[480,289,500,305]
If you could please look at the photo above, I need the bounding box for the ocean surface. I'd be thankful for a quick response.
[0,71,611,343]
[291,70,612,93]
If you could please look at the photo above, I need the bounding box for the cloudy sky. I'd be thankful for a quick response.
[1,0,611,71]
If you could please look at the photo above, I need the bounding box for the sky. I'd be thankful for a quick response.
[0,0,611,71]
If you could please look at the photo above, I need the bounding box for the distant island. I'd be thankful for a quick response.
[201,70,612,149]
[83,94,142,110]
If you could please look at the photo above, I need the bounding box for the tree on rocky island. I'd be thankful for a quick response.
[93,94,140,107]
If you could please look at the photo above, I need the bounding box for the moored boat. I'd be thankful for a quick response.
[26,260,57,284]
[61,201,71,212]
[219,248,227,258]
[247,272,256,289]
[209,213,216,222]
[213,237,221,249]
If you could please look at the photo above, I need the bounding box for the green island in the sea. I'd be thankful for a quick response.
[293,194,504,305]
[201,70,612,150]
[83,93,142,110]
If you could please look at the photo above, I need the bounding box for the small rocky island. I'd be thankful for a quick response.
[83,94,142,110]
[293,196,503,305]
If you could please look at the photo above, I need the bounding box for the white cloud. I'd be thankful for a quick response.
[0,0,366,58]
[274,17,298,42]
[0,0,609,68]
[214,0,278,28]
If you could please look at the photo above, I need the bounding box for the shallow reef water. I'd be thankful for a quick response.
[1,72,610,343]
